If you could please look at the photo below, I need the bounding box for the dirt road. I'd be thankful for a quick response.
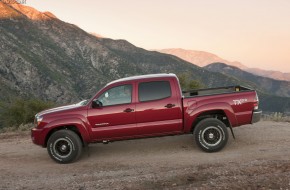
[0,121,290,189]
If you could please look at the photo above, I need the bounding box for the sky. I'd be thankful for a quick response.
[25,0,290,72]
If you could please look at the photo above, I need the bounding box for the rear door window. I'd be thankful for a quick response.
[138,81,171,102]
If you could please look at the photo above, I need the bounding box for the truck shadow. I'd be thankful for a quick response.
[80,128,250,163]
[81,134,197,159]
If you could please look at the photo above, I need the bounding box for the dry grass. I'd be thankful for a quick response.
[0,123,34,133]
[262,112,290,122]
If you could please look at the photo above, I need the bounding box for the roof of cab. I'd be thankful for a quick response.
[107,73,177,86]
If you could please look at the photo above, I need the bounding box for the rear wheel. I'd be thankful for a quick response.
[47,130,83,164]
[194,118,228,152]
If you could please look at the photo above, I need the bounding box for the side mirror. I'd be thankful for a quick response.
[92,99,103,108]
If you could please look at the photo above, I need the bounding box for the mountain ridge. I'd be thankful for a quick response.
[157,48,247,69]
[204,63,290,98]
[157,48,290,81]
[0,1,57,20]
[246,68,290,82]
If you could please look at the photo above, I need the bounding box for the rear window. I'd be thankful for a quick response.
[139,81,171,102]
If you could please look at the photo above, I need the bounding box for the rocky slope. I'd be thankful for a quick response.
[0,2,242,103]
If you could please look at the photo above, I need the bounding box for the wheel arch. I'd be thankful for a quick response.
[42,117,91,147]
[190,109,230,132]
[44,125,84,147]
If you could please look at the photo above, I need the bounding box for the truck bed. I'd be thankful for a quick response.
[182,86,252,97]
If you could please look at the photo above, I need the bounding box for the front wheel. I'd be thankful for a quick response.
[47,130,83,164]
[194,118,228,152]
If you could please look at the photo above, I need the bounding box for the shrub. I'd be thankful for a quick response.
[177,73,204,91]
[0,98,54,129]
[262,112,290,122]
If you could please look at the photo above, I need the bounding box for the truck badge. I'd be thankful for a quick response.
[233,99,247,105]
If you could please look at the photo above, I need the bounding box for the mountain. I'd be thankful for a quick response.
[157,48,247,69]
[245,68,290,82]
[204,63,290,98]
[0,2,289,113]
[157,48,290,82]
[205,63,290,112]
[0,2,245,103]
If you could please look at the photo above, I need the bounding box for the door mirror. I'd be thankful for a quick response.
[92,99,103,108]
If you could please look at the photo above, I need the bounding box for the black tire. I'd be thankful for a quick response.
[194,118,228,152]
[47,130,83,164]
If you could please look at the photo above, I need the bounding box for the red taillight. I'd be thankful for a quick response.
[254,102,259,110]
[254,92,259,110]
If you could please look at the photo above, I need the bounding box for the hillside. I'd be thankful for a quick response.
[0,2,245,103]
[204,63,290,98]
[204,63,290,113]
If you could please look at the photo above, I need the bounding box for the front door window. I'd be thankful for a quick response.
[98,85,132,106]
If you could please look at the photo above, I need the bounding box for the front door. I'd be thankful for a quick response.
[87,84,136,140]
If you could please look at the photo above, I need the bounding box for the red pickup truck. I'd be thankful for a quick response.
[31,73,261,163]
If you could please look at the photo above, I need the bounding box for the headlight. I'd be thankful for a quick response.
[35,115,43,126]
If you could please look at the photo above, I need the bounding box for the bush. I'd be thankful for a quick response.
[0,98,54,129]
[262,112,290,122]
[177,73,204,91]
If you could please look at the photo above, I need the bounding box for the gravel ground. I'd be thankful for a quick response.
[0,121,290,189]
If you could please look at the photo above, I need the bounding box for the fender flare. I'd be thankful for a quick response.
[186,102,237,133]
[43,117,91,145]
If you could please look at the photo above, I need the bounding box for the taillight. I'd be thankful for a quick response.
[254,102,259,110]
[254,92,259,110]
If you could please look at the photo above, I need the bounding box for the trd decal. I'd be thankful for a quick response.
[233,99,247,105]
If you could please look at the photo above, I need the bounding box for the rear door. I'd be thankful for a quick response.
[135,79,183,135]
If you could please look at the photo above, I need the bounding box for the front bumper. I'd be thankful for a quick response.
[31,128,46,147]
[252,109,262,123]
